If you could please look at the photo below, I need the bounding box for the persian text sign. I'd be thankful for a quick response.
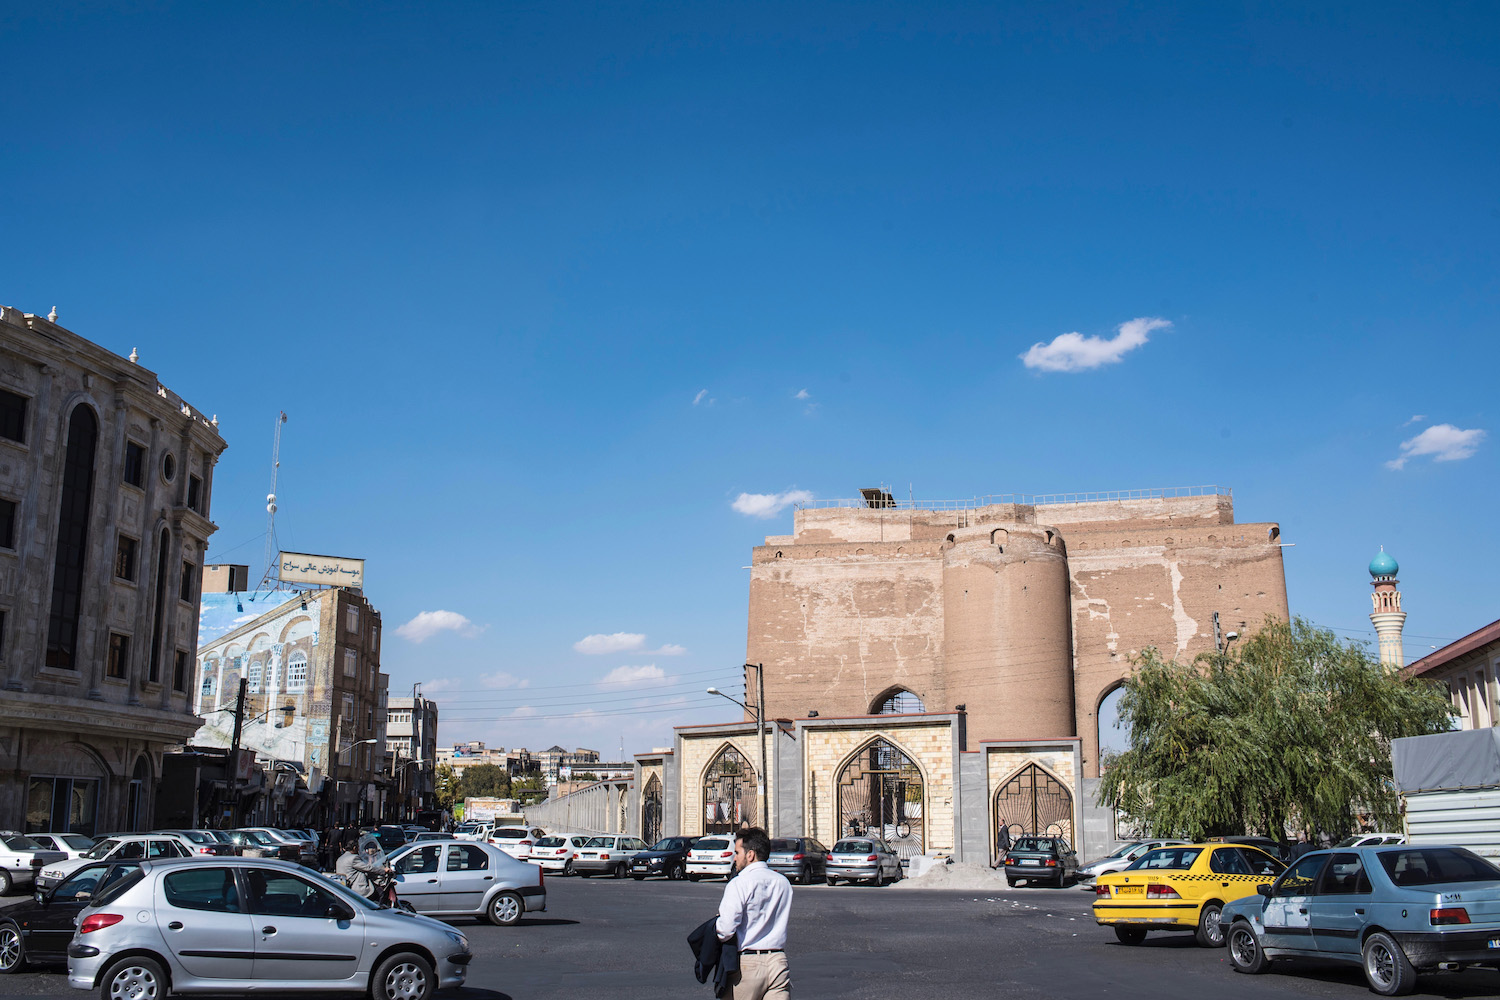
[278,551,365,588]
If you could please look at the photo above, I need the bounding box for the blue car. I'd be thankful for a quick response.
[1219,844,1500,996]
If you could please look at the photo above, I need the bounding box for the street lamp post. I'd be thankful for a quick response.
[707,662,770,836]
[335,738,378,824]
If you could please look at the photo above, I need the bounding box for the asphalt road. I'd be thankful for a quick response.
[3,876,1499,999]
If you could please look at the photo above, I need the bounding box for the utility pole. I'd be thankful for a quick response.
[1213,611,1224,652]
[753,662,769,838]
[227,677,248,824]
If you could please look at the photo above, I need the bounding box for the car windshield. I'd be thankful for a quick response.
[82,838,121,860]
[769,839,801,853]
[536,837,567,847]
[1380,848,1500,886]
[649,839,684,851]
[1127,847,1203,871]
[243,830,275,845]
[584,837,615,848]
[91,867,146,905]
[174,830,214,844]
[492,830,525,840]
[1104,841,1143,859]
[1334,835,1366,848]
[834,840,874,854]
[696,839,729,851]
[1012,838,1060,853]
[61,835,97,850]
[2,835,44,851]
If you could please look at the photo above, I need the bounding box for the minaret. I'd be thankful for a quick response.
[1368,548,1406,667]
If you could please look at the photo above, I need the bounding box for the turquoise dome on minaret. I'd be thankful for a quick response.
[1369,548,1399,578]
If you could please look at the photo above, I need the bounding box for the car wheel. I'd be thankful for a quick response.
[0,871,11,896]
[1006,878,1017,888]
[99,956,166,1000]
[687,873,701,882]
[1363,931,1417,996]
[1227,921,1268,974]
[1195,902,1226,947]
[1114,926,1147,946]
[563,860,574,876]
[487,890,524,926]
[798,865,812,885]
[0,922,25,973]
[670,862,686,881]
[372,951,436,1000]
[826,877,838,886]
[614,862,627,879]
[875,870,887,887]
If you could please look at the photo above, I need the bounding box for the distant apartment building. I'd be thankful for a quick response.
[193,577,388,825]
[0,304,227,835]
[386,695,438,818]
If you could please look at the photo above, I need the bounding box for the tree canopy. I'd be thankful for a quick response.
[457,763,510,800]
[1098,617,1453,841]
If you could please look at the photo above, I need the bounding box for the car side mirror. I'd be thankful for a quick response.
[1256,884,1273,897]
[327,902,356,921]
[35,888,47,906]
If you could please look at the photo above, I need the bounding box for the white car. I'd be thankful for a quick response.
[1332,831,1406,847]
[573,835,649,877]
[487,826,545,860]
[26,832,97,860]
[0,832,67,895]
[1076,839,1188,885]
[530,834,592,874]
[452,822,489,841]
[685,836,736,880]
[36,833,195,890]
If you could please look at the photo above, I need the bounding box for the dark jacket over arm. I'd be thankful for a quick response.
[687,916,740,998]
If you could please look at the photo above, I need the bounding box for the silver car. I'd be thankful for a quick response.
[826,837,904,886]
[66,856,471,999]
[1076,839,1188,887]
[387,839,546,926]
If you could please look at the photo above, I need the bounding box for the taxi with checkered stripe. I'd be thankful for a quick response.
[1093,842,1285,947]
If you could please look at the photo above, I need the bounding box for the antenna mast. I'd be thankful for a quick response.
[259,411,287,589]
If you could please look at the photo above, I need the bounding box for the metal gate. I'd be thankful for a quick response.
[642,774,663,846]
[703,745,756,835]
[993,763,1073,860]
[836,739,925,860]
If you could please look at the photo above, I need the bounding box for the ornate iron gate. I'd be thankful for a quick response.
[993,763,1073,860]
[703,745,756,834]
[836,739,925,859]
[642,774,663,846]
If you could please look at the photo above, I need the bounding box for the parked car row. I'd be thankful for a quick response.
[1091,839,1500,997]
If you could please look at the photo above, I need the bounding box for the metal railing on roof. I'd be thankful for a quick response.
[795,485,1232,512]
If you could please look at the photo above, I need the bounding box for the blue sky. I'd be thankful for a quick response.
[3,2,1495,757]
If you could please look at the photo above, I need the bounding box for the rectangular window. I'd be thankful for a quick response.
[25,775,99,835]
[0,390,26,444]
[342,694,354,721]
[344,648,357,677]
[187,474,202,512]
[286,655,307,692]
[115,535,138,581]
[346,605,360,633]
[0,497,14,549]
[173,650,188,691]
[123,442,146,488]
[0,608,7,660]
[107,633,130,679]
[180,562,195,602]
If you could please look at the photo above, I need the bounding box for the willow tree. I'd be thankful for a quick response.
[1098,617,1452,841]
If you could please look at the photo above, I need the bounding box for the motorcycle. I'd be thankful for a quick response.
[331,832,413,911]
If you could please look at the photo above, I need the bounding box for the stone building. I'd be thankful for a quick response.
[386,695,439,820]
[0,304,226,835]
[192,585,388,825]
[633,487,1289,862]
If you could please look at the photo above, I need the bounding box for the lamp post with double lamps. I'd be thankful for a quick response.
[707,662,771,836]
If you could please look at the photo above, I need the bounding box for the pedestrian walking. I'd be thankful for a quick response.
[1289,832,1315,860]
[715,827,792,999]
[992,820,1012,869]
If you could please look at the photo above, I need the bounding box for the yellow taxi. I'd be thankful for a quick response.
[1092,842,1285,947]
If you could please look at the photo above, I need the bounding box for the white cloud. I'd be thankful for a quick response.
[573,632,647,655]
[794,389,811,400]
[479,671,529,690]
[1386,423,1487,470]
[644,643,687,656]
[600,664,667,688]
[395,610,484,643]
[731,489,814,518]
[1020,317,1171,373]
[693,389,711,406]
[1403,414,1426,427]
[511,706,537,718]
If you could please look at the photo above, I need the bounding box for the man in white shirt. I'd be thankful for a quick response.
[716,827,792,999]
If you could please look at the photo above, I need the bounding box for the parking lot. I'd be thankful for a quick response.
[3,876,1499,999]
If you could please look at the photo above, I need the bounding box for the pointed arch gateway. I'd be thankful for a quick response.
[835,737,925,859]
[642,773,663,845]
[992,762,1073,862]
[702,743,757,834]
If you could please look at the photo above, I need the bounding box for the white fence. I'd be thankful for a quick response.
[524,779,632,836]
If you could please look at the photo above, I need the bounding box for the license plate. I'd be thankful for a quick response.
[1489,939,1500,949]
[1117,885,1144,895]
[1023,859,1039,866]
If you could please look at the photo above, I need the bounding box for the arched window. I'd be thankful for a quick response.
[46,404,99,670]
[286,651,308,692]
[248,660,263,693]
[200,673,215,698]
[642,774,663,846]
[873,689,925,715]
[1097,685,1129,765]
[702,745,757,835]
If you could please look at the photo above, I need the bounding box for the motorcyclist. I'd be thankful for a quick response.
[336,833,391,902]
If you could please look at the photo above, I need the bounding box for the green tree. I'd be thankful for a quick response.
[1099,617,1452,841]
[511,775,548,805]
[458,763,510,800]
[434,763,460,811]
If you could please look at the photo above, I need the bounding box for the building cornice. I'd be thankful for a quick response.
[0,690,202,743]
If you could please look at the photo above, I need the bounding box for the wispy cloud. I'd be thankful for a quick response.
[1020,317,1170,373]
[794,389,810,400]
[731,489,813,518]
[396,610,485,643]
[511,706,538,718]
[693,389,713,406]
[1402,414,1426,427]
[600,664,667,688]
[574,632,647,655]
[644,643,687,656]
[1386,423,1487,470]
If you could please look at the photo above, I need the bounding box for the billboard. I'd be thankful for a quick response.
[278,551,364,588]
